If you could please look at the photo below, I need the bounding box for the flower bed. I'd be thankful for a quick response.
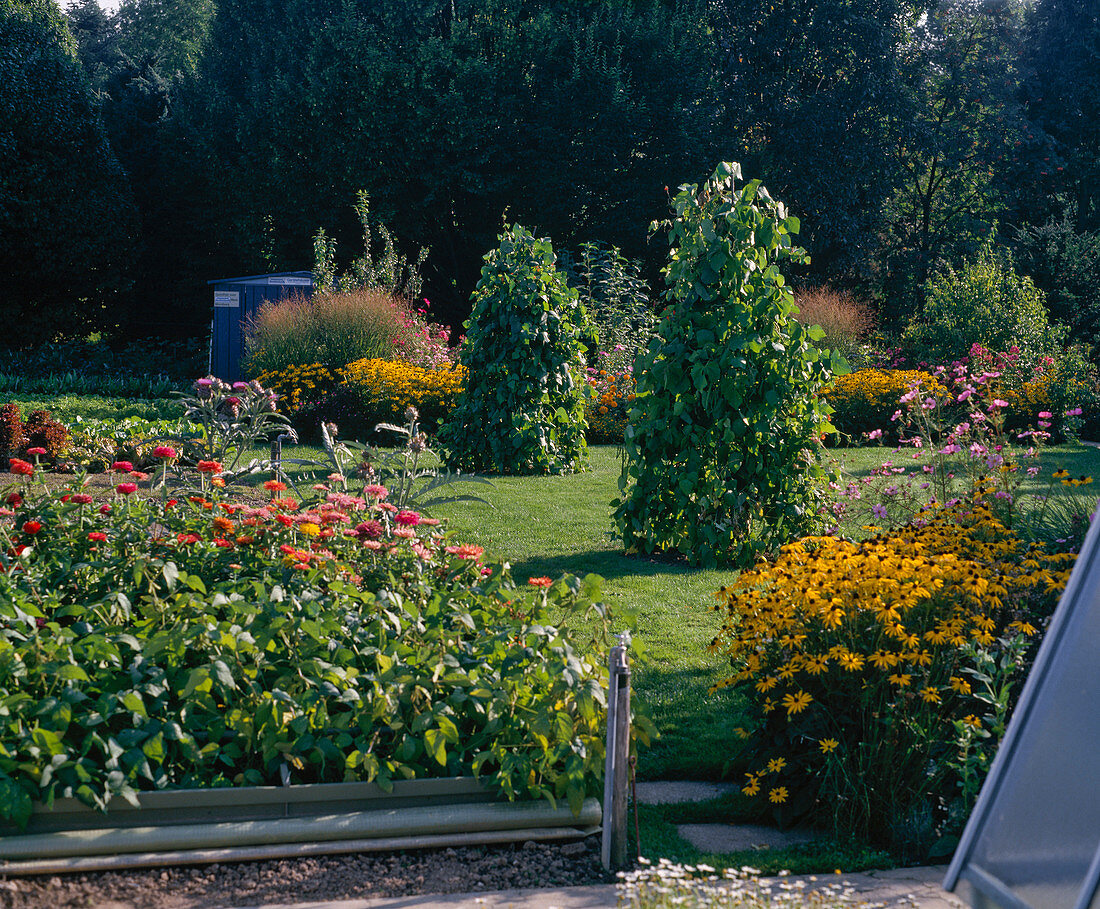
[0,465,613,830]
[711,492,1076,851]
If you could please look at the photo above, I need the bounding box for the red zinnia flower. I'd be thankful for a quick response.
[8,459,33,477]
[354,520,384,540]
[213,538,234,549]
[111,461,134,473]
[25,447,47,457]
[154,446,178,459]
[88,531,108,542]
[197,460,223,474]
[176,533,201,545]
[116,483,138,495]
[22,520,41,535]
[99,504,112,514]
[527,576,553,588]
[6,492,22,507]
[263,480,287,493]
[71,493,93,505]
[275,514,294,526]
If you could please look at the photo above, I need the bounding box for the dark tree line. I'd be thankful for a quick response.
[1,0,1098,350]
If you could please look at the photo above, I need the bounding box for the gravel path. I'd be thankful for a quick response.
[0,839,609,909]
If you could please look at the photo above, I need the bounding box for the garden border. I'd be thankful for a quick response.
[0,778,601,876]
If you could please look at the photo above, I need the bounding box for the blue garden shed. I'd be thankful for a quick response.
[208,271,314,382]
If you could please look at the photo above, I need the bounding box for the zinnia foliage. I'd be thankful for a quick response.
[614,162,846,567]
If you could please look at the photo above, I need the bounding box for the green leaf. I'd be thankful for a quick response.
[423,729,447,767]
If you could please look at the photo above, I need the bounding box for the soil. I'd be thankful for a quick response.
[0,838,609,908]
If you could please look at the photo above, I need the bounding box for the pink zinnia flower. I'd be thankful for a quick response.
[99,503,112,514]
[71,493,93,505]
[116,482,138,495]
[363,484,388,500]
[154,446,178,459]
[394,510,421,526]
[112,461,134,473]
[25,447,46,457]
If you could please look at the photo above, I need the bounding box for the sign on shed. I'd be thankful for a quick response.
[208,272,313,382]
[944,503,1100,909]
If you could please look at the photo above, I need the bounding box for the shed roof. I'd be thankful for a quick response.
[207,271,314,285]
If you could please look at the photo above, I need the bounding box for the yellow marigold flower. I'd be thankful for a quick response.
[888,673,912,687]
[769,786,789,804]
[919,686,941,704]
[819,738,839,754]
[742,774,761,796]
[766,757,787,774]
[782,690,813,715]
[299,522,321,536]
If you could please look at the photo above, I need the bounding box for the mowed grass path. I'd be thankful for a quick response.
[282,441,1100,781]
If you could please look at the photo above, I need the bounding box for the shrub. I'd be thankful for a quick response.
[439,224,591,475]
[0,403,26,467]
[0,475,617,827]
[712,495,1076,852]
[825,369,949,443]
[904,243,1064,374]
[614,162,845,568]
[338,358,465,435]
[23,410,69,460]
[1011,202,1100,357]
[792,286,876,367]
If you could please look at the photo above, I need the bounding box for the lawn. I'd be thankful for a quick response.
[272,440,1100,782]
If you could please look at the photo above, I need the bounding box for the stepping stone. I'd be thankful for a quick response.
[676,823,817,853]
[633,781,738,805]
